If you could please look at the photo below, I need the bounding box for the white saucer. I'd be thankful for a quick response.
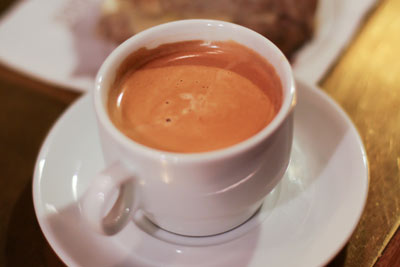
[33,80,368,267]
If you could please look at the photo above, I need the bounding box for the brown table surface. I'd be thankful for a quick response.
[1,0,400,266]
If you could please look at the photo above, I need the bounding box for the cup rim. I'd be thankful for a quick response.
[94,19,296,163]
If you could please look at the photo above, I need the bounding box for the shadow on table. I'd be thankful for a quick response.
[0,0,15,16]
[328,245,348,267]
[4,182,65,267]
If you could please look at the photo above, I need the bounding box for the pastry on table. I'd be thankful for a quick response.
[97,0,318,59]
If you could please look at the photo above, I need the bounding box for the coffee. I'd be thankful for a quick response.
[108,40,282,153]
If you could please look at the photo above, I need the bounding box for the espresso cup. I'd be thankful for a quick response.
[82,19,296,237]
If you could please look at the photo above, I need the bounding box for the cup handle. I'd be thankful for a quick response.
[81,162,137,235]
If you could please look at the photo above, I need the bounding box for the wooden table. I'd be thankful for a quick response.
[0,0,399,266]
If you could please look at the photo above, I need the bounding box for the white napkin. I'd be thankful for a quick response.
[293,0,378,84]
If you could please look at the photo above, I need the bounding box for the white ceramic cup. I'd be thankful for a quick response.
[82,19,296,237]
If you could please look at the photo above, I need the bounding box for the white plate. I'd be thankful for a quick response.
[0,0,377,91]
[33,80,368,267]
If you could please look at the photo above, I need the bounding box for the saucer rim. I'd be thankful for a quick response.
[32,79,369,267]
[298,79,369,266]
